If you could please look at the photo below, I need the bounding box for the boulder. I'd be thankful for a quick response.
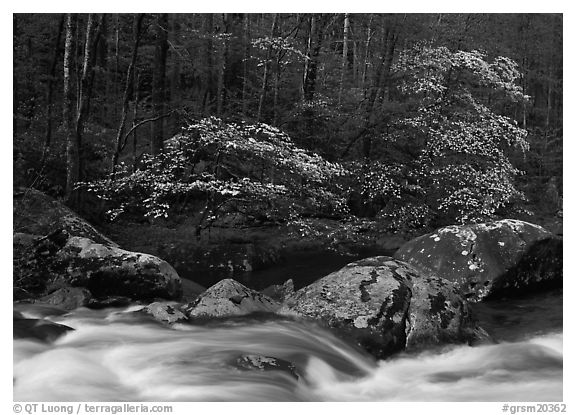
[394,219,562,301]
[36,288,132,311]
[14,317,74,342]
[34,287,93,311]
[184,279,280,318]
[13,188,117,246]
[141,302,188,324]
[232,354,299,380]
[56,236,183,301]
[282,257,488,359]
[14,232,183,302]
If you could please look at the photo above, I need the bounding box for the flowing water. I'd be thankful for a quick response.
[13,288,562,402]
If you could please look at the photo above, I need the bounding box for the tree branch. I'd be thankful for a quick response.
[119,110,178,153]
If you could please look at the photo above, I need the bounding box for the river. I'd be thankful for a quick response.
[13,288,562,401]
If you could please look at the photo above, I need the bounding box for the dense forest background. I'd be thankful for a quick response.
[13,13,562,241]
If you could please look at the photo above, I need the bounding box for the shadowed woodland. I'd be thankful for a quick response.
[13,14,562,228]
[13,14,562,289]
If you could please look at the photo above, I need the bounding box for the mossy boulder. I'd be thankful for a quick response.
[281,256,489,359]
[56,236,183,300]
[394,219,562,301]
[184,279,280,318]
[14,231,183,302]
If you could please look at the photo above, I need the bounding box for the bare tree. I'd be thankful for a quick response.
[45,14,64,147]
[257,14,278,122]
[151,13,168,155]
[111,13,144,173]
[338,13,350,106]
[65,13,102,206]
[63,13,78,204]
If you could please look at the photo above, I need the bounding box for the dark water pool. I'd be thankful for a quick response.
[470,288,563,342]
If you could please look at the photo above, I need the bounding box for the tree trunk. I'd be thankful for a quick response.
[74,17,81,114]
[352,30,359,86]
[518,14,530,130]
[545,66,553,133]
[132,70,140,173]
[301,14,330,137]
[75,14,101,156]
[308,14,332,98]
[203,14,215,115]
[361,23,398,161]
[338,13,350,106]
[151,13,169,155]
[241,14,250,117]
[361,15,373,88]
[66,13,102,206]
[64,14,79,205]
[521,57,527,130]
[44,14,64,148]
[97,14,110,124]
[114,14,120,118]
[13,15,18,139]
[216,14,230,118]
[169,15,181,136]
[257,13,278,122]
[111,13,144,174]
[273,55,281,125]
[302,15,320,101]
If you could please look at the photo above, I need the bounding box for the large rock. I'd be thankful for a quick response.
[14,232,182,302]
[56,236,182,300]
[184,279,280,318]
[34,287,93,311]
[13,313,74,343]
[13,188,117,246]
[282,257,488,359]
[394,219,562,301]
[141,302,188,324]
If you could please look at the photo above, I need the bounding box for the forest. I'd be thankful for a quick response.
[12,13,564,402]
[13,13,562,233]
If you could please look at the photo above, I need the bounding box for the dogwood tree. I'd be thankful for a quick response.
[82,118,348,235]
[363,44,530,228]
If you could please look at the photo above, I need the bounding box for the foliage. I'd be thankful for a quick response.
[80,118,349,231]
[252,36,307,65]
[348,45,531,229]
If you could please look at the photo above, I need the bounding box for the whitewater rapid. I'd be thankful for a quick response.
[13,305,562,402]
